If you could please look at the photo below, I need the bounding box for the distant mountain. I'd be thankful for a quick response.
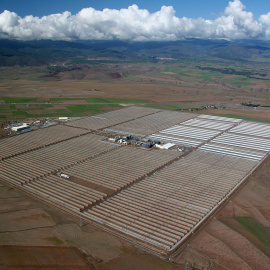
[0,39,270,66]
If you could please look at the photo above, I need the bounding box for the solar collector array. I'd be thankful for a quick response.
[0,125,89,160]
[181,118,235,131]
[62,147,181,191]
[197,115,242,123]
[0,134,118,186]
[198,144,266,161]
[25,175,106,211]
[160,125,220,141]
[84,151,257,252]
[212,133,270,152]
[230,121,270,138]
[107,111,195,136]
[67,106,161,130]
[148,134,202,147]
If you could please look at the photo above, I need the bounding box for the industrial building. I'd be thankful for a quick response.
[0,106,269,256]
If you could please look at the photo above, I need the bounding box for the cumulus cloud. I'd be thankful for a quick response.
[0,0,269,41]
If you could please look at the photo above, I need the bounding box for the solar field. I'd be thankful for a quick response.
[0,106,269,256]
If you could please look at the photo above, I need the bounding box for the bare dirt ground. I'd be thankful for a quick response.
[68,175,115,196]
[1,77,270,105]
[205,108,270,122]
[0,246,92,269]
[1,155,270,269]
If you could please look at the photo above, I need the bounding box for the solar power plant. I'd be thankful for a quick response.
[1,106,270,256]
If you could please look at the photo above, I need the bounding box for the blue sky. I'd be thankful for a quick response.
[0,0,268,19]
[0,0,270,41]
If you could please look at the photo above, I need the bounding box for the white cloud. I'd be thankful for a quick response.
[0,0,269,41]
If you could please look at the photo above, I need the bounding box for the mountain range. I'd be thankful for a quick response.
[0,38,270,66]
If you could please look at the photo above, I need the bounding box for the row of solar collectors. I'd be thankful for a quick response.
[160,125,221,141]
[0,125,89,160]
[147,115,242,147]
[66,106,161,130]
[211,133,270,152]
[197,115,243,123]
[107,111,195,136]
[0,134,118,186]
[61,147,181,191]
[198,144,266,161]
[230,121,270,138]
[25,175,106,211]
[83,151,257,251]
[148,134,202,147]
[181,118,236,131]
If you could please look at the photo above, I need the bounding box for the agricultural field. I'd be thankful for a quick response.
[0,96,151,120]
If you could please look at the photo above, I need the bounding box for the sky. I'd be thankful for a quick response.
[0,0,270,41]
[0,0,268,19]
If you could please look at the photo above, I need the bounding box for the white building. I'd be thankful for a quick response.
[11,124,29,132]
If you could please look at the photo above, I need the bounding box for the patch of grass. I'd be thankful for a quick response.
[143,104,183,110]
[44,236,63,244]
[163,65,226,82]
[85,98,111,103]
[67,104,121,116]
[234,217,270,248]
[0,99,123,120]
[85,98,149,103]
[54,109,71,113]
[50,97,85,102]
[12,111,28,116]
[107,98,148,103]
[124,76,141,81]
[24,113,55,118]
[17,107,41,111]
[144,103,202,111]
[1,97,39,103]
[228,80,253,87]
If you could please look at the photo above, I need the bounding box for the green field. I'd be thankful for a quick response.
[162,64,259,87]
[1,96,269,122]
[49,97,148,104]
[50,98,85,102]
[234,217,270,254]
[0,96,147,120]
[66,104,120,115]
[44,237,63,244]
[1,97,40,103]
[144,103,202,111]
